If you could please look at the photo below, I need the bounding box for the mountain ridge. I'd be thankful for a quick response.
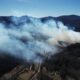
[0,15,80,31]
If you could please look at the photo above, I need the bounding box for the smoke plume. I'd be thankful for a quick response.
[0,16,80,63]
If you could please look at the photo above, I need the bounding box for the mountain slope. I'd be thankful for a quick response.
[0,15,80,79]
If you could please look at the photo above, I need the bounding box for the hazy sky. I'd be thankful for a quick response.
[0,0,80,17]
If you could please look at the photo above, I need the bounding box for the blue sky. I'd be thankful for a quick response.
[0,0,80,17]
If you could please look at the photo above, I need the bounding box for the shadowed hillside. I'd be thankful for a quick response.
[0,43,80,80]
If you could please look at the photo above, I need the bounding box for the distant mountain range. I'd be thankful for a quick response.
[0,15,80,31]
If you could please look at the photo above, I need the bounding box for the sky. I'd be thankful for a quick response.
[0,0,80,17]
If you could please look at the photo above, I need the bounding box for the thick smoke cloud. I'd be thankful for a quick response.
[0,17,80,63]
[48,22,80,46]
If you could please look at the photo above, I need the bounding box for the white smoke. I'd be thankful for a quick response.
[48,22,80,46]
[0,17,80,63]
